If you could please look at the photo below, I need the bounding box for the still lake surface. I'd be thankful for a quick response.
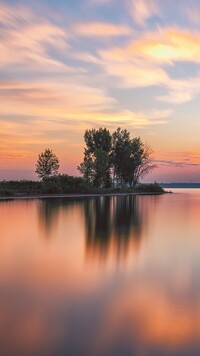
[1,189,200,355]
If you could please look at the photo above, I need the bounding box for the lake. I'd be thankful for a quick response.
[1,189,200,355]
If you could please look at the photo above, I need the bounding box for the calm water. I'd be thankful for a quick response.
[1,189,200,355]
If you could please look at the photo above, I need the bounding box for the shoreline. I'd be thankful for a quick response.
[0,191,167,201]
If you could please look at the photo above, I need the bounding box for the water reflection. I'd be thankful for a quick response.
[38,199,60,237]
[84,196,147,262]
[38,195,156,261]
[38,198,85,238]
[1,192,200,355]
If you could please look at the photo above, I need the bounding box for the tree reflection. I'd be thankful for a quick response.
[38,198,84,238]
[37,195,155,262]
[84,196,146,262]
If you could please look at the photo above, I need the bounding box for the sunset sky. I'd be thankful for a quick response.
[1,0,200,182]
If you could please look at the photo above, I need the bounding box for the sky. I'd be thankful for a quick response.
[1,0,200,182]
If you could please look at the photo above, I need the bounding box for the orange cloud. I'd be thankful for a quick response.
[98,27,200,103]
[135,28,200,63]
[100,27,200,64]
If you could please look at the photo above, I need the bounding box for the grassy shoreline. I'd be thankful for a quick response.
[0,179,166,199]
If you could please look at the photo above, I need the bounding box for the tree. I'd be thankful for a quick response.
[78,153,94,184]
[111,128,131,186]
[78,127,155,188]
[78,128,112,188]
[112,128,155,187]
[35,148,60,180]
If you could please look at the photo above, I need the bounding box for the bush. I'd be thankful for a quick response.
[41,174,85,194]
[134,183,164,193]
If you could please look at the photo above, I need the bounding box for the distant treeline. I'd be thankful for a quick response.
[161,183,200,189]
[0,175,164,197]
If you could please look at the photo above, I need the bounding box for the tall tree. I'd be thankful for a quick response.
[112,128,155,187]
[78,128,112,188]
[111,128,131,186]
[79,127,155,188]
[35,148,59,180]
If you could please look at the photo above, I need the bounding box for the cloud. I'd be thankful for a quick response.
[130,0,159,25]
[99,56,169,88]
[99,36,171,90]
[133,28,200,64]
[74,22,132,37]
[0,75,171,169]
[0,2,35,27]
[69,51,100,64]
[98,27,200,103]
[0,79,171,127]
[0,2,72,74]
[100,27,200,64]
[0,23,69,72]
[157,75,200,104]
[155,159,200,168]
[83,109,171,129]
[186,6,200,24]
[157,91,193,104]
[154,151,200,168]
[0,79,116,117]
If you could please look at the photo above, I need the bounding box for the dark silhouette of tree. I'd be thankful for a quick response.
[35,148,59,180]
[112,128,155,187]
[78,128,112,188]
[78,127,155,188]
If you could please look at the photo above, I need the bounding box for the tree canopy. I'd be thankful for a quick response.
[78,127,155,188]
[35,148,60,180]
[78,128,112,188]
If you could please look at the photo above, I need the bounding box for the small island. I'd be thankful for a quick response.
[0,127,165,198]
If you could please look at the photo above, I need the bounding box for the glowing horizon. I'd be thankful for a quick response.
[1,0,200,182]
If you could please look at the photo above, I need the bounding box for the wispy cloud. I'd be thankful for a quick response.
[157,75,200,104]
[0,79,116,117]
[98,56,168,88]
[97,26,200,104]
[0,2,35,27]
[155,159,200,168]
[0,22,69,72]
[186,5,200,24]
[74,22,132,37]
[130,0,159,25]
[99,27,200,64]
[154,151,200,168]
[133,28,200,63]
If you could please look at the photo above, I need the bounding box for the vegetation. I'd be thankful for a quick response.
[78,128,112,188]
[0,127,164,197]
[112,128,155,187]
[35,148,60,180]
[0,179,164,197]
[78,127,155,188]
[0,175,85,196]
